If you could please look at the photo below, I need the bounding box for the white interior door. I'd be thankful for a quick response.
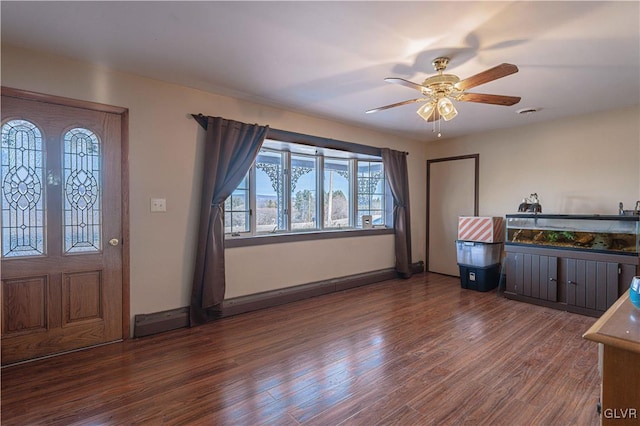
[427,156,478,276]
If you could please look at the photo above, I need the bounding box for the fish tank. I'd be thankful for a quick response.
[505,214,640,255]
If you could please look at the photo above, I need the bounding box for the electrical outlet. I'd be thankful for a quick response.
[150,198,166,212]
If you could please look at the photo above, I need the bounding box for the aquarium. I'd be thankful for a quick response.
[505,214,640,255]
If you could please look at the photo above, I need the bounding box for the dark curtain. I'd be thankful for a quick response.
[190,116,269,325]
[381,148,412,278]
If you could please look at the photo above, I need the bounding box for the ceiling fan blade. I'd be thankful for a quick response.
[455,63,519,91]
[384,77,430,93]
[459,92,521,106]
[366,98,426,114]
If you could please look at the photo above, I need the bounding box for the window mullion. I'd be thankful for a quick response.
[318,155,324,230]
[284,151,291,232]
[350,159,356,228]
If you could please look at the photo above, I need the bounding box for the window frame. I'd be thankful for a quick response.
[356,160,387,228]
[224,173,251,236]
[224,128,395,246]
[289,151,319,231]
[322,156,352,230]
[254,148,286,234]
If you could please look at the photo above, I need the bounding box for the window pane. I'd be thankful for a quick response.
[230,212,248,232]
[357,162,370,177]
[1,119,46,257]
[357,161,385,228]
[231,190,247,211]
[291,154,317,230]
[224,174,250,234]
[255,150,284,233]
[63,128,102,253]
[324,158,350,228]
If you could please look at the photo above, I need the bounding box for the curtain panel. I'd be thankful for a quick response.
[190,116,269,325]
[381,148,412,277]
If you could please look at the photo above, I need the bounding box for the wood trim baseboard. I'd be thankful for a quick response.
[134,307,190,338]
[133,262,424,338]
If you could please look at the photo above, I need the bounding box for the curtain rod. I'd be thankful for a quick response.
[193,113,409,156]
[191,113,208,130]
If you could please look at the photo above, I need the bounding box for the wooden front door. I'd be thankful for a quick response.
[1,91,124,365]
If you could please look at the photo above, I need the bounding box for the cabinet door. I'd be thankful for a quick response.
[508,252,558,301]
[565,259,618,311]
[505,252,518,294]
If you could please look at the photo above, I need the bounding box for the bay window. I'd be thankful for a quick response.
[225,138,390,237]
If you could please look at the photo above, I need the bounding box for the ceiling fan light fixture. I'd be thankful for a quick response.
[416,101,436,121]
[437,97,458,121]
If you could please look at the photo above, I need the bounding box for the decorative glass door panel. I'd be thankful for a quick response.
[1,119,46,257]
[63,128,101,253]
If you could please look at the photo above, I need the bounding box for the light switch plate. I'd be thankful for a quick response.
[150,198,166,212]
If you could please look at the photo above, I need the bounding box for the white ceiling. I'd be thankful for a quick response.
[2,1,639,142]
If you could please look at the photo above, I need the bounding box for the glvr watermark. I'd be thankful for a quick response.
[603,408,638,419]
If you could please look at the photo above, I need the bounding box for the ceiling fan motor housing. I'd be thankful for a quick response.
[422,74,462,98]
[432,57,450,72]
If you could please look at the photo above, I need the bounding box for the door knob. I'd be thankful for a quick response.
[109,238,119,246]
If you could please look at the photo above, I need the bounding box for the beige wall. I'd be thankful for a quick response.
[426,107,640,216]
[1,45,427,329]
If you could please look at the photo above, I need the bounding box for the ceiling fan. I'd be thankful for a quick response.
[366,57,521,123]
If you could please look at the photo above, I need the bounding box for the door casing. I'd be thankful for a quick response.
[426,154,479,275]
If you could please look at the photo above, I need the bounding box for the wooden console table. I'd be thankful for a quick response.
[583,290,640,425]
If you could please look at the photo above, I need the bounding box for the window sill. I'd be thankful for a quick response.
[225,227,394,248]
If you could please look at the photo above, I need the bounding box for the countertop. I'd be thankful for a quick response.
[583,290,640,353]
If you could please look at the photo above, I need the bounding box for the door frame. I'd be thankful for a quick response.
[1,86,131,339]
[426,154,479,273]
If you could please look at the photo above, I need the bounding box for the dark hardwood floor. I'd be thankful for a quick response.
[1,272,600,425]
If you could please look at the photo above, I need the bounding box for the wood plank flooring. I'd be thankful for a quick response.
[1,272,601,425]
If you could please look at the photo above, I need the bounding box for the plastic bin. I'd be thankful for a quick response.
[456,240,503,267]
[459,263,501,292]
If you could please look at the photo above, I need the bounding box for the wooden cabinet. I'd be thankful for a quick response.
[504,244,638,317]
[505,214,639,317]
[583,291,640,425]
